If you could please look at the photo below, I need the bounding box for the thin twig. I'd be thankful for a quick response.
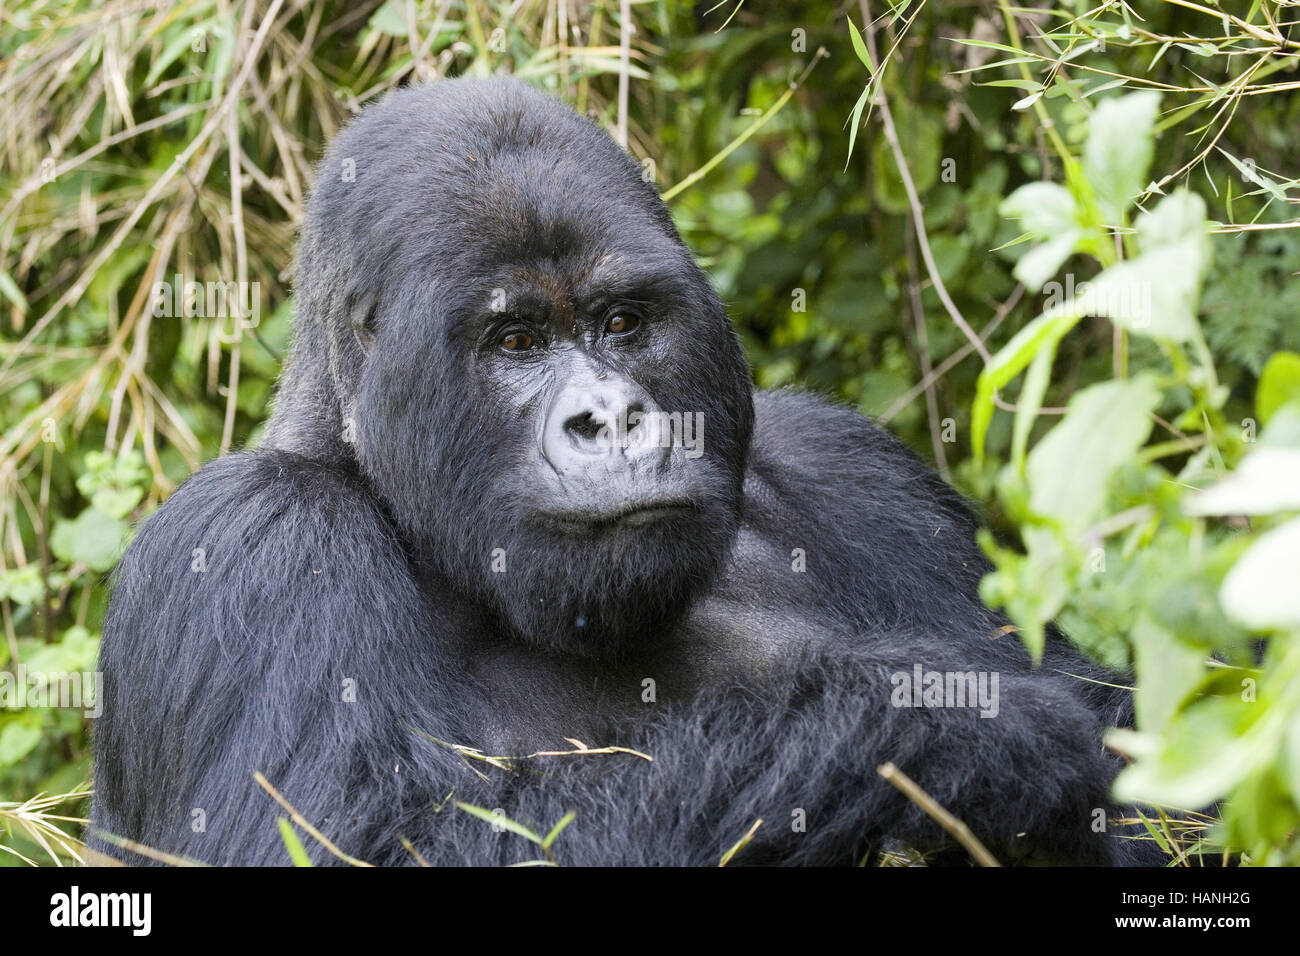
[878,762,1001,867]
[858,0,990,364]
[253,771,373,867]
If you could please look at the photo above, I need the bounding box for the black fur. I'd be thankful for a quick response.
[92,77,1154,866]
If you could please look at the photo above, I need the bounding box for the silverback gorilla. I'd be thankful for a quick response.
[92,77,1153,866]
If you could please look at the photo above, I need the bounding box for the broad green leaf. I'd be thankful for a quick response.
[1011,229,1079,291]
[999,181,1078,240]
[1026,376,1161,529]
[0,720,42,766]
[1111,693,1287,808]
[1082,91,1160,222]
[1134,189,1211,261]
[1220,517,1300,631]
[1257,351,1300,424]
[22,626,99,675]
[91,487,144,521]
[50,508,128,572]
[1131,614,1206,732]
[368,1,410,37]
[1186,448,1300,516]
[1071,249,1196,341]
[0,565,45,605]
[981,525,1072,663]
[1057,190,1211,342]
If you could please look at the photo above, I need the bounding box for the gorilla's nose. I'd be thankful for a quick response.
[543,380,666,473]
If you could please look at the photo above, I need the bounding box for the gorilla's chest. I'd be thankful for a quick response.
[453,587,828,755]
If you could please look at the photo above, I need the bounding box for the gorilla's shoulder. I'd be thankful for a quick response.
[146,449,383,526]
[747,388,978,527]
[752,387,933,479]
[115,450,406,595]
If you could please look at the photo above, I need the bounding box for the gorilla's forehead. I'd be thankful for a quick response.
[318,80,671,242]
[309,79,686,319]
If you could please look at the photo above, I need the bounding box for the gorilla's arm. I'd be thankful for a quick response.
[91,450,475,866]
[455,642,1132,866]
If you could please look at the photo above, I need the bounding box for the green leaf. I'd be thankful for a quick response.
[1072,252,1191,341]
[844,83,872,166]
[0,719,43,766]
[1220,517,1300,631]
[1217,147,1290,205]
[972,310,1084,462]
[1026,376,1161,529]
[1257,351,1300,424]
[1011,89,1044,111]
[277,818,314,867]
[50,508,128,572]
[1011,229,1080,291]
[369,0,410,37]
[0,565,45,606]
[1082,91,1160,222]
[0,267,27,314]
[999,181,1078,240]
[1111,693,1287,809]
[1186,448,1300,516]
[542,811,576,849]
[455,802,542,844]
[982,526,1073,663]
[1066,192,1210,342]
[1131,614,1206,732]
[22,626,100,676]
[847,18,874,74]
[1135,189,1210,257]
[1011,341,1056,469]
[145,18,217,88]
[91,487,144,521]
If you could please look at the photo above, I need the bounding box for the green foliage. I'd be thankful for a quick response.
[970,88,1300,864]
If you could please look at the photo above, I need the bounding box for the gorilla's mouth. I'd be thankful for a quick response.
[538,499,698,532]
[607,501,697,527]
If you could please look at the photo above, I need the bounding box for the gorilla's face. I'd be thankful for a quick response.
[309,81,754,658]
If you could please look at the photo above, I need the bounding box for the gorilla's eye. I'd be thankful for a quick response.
[500,331,535,352]
[605,314,640,336]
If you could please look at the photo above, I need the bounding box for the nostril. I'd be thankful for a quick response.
[565,411,605,442]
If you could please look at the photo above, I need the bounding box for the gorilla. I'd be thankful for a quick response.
[92,76,1153,866]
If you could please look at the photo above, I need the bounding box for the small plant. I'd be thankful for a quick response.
[980,89,1300,865]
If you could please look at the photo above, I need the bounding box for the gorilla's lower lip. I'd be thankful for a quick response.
[609,502,696,527]
[540,500,697,530]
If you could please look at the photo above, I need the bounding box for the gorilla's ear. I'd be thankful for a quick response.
[347,287,378,353]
